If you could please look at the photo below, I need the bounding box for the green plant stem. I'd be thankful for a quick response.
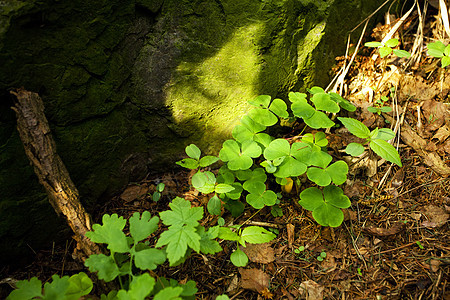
[111,251,124,289]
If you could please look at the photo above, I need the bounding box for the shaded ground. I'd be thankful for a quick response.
[1,4,450,300]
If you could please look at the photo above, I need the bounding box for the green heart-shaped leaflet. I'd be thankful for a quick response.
[232,115,266,142]
[299,186,350,227]
[191,171,216,194]
[243,180,277,209]
[248,95,271,108]
[311,92,340,113]
[307,161,348,186]
[269,98,289,118]
[248,107,278,126]
[219,139,262,170]
[264,139,307,178]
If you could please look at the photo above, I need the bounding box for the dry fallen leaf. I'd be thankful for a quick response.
[120,184,148,202]
[241,243,275,264]
[299,280,324,300]
[422,99,448,132]
[421,205,449,228]
[239,268,270,294]
[287,223,295,248]
[226,274,239,293]
[362,222,406,237]
[432,126,450,143]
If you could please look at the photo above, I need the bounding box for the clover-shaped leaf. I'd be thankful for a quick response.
[288,91,308,102]
[264,139,308,178]
[232,115,266,142]
[291,100,316,119]
[263,138,290,159]
[302,132,328,147]
[191,171,216,194]
[219,140,261,170]
[66,272,93,300]
[329,92,356,112]
[307,161,348,186]
[85,214,129,253]
[307,148,332,168]
[243,181,277,209]
[129,211,159,243]
[269,98,289,118]
[311,92,340,113]
[275,156,307,178]
[299,186,351,227]
[248,107,278,126]
[253,132,273,148]
[248,95,271,108]
[303,111,335,129]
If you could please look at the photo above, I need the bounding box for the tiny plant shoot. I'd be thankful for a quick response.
[427,41,450,68]
[365,38,411,58]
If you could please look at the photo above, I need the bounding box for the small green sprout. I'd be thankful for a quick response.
[365,38,411,58]
[152,182,165,202]
[176,144,219,169]
[294,245,305,254]
[427,41,450,68]
[416,241,425,250]
[368,95,392,115]
[357,268,363,276]
[317,251,327,261]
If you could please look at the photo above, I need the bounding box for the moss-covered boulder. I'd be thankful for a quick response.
[0,0,383,263]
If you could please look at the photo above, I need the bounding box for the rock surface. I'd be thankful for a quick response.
[0,0,383,263]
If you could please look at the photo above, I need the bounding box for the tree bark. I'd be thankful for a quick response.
[10,88,102,260]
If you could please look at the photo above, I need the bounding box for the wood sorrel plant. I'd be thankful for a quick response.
[177,87,401,227]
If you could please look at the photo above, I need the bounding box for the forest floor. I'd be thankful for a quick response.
[1,4,450,300]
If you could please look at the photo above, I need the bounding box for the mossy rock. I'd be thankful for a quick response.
[0,0,385,264]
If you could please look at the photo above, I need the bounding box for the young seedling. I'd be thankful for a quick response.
[176,144,219,169]
[294,245,305,254]
[316,251,327,261]
[338,117,401,166]
[367,95,392,115]
[365,38,411,59]
[218,225,276,267]
[151,182,165,202]
[427,41,450,68]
